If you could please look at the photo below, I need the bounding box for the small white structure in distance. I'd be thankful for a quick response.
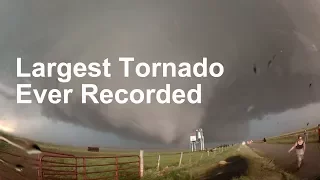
[196,128,205,151]
[190,128,205,152]
[242,141,246,145]
[190,134,197,152]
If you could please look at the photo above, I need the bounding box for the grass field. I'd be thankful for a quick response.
[0,132,239,180]
[265,126,319,144]
[37,141,236,176]
[0,130,300,180]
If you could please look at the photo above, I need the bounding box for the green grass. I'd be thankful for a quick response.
[0,129,299,180]
[0,132,238,180]
[231,146,298,180]
[266,126,319,144]
[142,145,298,180]
[40,147,237,180]
[268,127,317,139]
[142,146,238,180]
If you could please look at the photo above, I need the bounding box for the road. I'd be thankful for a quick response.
[249,143,320,180]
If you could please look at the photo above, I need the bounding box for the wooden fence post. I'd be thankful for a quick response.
[157,155,161,171]
[179,152,183,167]
[140,150,144,177]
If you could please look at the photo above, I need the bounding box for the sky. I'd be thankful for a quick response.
[0,0,320,148]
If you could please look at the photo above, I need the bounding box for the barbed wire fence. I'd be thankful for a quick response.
[139,144,235,177]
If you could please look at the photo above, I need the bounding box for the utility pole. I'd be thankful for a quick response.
[304,122,309,143]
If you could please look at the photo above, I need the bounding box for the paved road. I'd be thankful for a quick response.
[249,143,320,180]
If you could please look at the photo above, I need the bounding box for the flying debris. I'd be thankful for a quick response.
[268,60,272,68]
[247,105,254,112]
[293,30,319,52]
[307,122,309,126]
[253,64,257,74]
[311,44,318,52]
[268,54,277,68]
[309,83,312,88]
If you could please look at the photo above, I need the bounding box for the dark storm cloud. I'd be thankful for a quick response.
[199,0,320,142]
[0,0,320,145]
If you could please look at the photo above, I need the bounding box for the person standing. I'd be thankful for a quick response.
[288,135,306,169]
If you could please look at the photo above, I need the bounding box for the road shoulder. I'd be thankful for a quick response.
[232,145,299,180]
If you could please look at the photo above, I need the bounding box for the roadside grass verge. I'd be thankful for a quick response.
[266,126,318,144]
[268,127,317,139]
[232,145,298,180]
[142,146,238,180]
[143,145,298,180]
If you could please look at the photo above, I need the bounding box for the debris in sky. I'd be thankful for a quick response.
[309,83,312,88]
[247,105,254,112]
[268,60,272,68]
[1,0,320,145]
[311,44,318,52]
[307,122,309,126]
[253,64,257,74]
[267,54,277,68]
[293,30,319,52]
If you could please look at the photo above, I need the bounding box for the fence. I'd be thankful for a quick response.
[0,150,140,180]
[142,146,232,172]
[0,146,233,180]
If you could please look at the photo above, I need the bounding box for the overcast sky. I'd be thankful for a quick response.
[0,0,320,148]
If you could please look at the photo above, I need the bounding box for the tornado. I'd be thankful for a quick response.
[0,0,319,146]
